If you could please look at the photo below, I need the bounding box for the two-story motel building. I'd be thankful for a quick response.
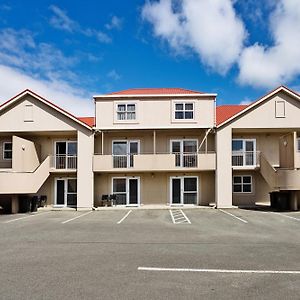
[0,86,300,213]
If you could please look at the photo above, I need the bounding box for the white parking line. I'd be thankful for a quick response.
[4,211,51,224]
[169,209,191,224]
[138,266,300,274]
[219,209,248,224]
[117,210,132,224]
[61,211,93,224]
[270,212,300,222]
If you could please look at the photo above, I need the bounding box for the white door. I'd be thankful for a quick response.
[55,178,77,207]
[112,140,140,168]
[112,177,140,206]
[171,140,198,167]
[170,177,198,205]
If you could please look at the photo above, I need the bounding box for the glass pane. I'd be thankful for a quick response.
[233,184,242,193]
[67,179,77,193]
[4,151,12,159]
[184,111,193,119]
[175,112,184,119]
[233,176,242,184]
[67,142,77,155]
[183,141,197,152]
[127,112,136,120]
[56,142,66,155]
[243,184,252,193]
[129,142,138,154]
[4,143,12,150]
[116,194,126,205]
[185,103,193,110]
[245,152,254,165]
[129,179,138,205]
[56,180,65,205]
[127,104,135,111]
[113,142,127,155]
[243,176,251,184]
[113,179,126,193]
[67,194,77,206]
[232,140,243,151]
[183,193,197,205]
[117,104,126,111]
[172,141,181,153]
[175,103,183,110]
[245,141,254,151]
[184,178,197,192]
[172,179,181,204]
[117,112,125,120]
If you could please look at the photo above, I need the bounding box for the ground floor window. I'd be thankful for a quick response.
[170,176,198,205]
[55,178,77,207]
[112,177,140,206]
[233,175,252,193]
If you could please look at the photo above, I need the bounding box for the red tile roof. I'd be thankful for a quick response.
[106,88,203,95]
[78,117,95,127]
[216,105,248,126]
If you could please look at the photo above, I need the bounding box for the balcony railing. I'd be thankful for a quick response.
[232,151,260,167]
[51,155,77,169]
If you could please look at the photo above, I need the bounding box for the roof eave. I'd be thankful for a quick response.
[93,93,217,99]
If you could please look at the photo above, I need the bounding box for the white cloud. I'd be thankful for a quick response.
[105,16,123,30]
[0,28,93,116]
[49,5,112,44]
[0,64,93,116]
[107,69,121,80]
[142,0,246,74]
[238,0,300,88]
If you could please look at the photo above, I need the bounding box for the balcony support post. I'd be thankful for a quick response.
[11,195,19,214]
[290,191,298,211]
[101,131,104,155]
[153,130,156,154]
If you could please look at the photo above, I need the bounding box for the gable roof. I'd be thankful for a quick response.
[216,105,248,126]
[217,86,300,128]
[106,88,203,95]
[94,87,217,99]
[0,89,92,130]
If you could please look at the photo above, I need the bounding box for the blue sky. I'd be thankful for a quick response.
[0,0,300,115]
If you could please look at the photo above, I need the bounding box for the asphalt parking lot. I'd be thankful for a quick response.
[0,208,300,300]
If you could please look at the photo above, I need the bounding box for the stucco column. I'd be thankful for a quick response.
[290,191,298,211]
[216,126,233,208]
[77,130,94,210]
[11,195,19,214]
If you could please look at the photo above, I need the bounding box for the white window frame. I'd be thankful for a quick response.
[111,176,140,206]
[275,100,286,118]
[170,139,198,167]
[172,100,195,122]
[112,140,140,168]
[233,175,253,194]
[3,142,12,160]
[169,176,199,206]
[54,177,77,207]
[232,138,257,167]
[24,104,34,122]
[114,101,138,123]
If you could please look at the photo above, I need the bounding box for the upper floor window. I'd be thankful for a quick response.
[3,142,12,160]
[174,102,194,120]
[117,103,136,121]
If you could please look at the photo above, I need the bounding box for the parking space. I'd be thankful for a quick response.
[0,208,300,299]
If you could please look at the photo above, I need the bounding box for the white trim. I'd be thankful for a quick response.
[94,93,217,99]
[171,100,196,123]
[170,176,199,206]
[217,86,300,128]
[113,101,139,124]
[232,138,257,167]
[0,90,92,130]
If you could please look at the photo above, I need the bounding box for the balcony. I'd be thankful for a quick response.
[232,151,260,169]
[50,155,77,171]
[93,152,216,172]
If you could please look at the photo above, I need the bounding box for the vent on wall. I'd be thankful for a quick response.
[275,100,285,118]
[24,104,34,122]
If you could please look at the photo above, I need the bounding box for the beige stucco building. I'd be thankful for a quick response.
[1,86,300,213]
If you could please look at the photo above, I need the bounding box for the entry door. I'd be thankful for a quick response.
[128,178,138,205]
[55,178,77,207]
[170,177,198,205]
[112,177,140,206]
